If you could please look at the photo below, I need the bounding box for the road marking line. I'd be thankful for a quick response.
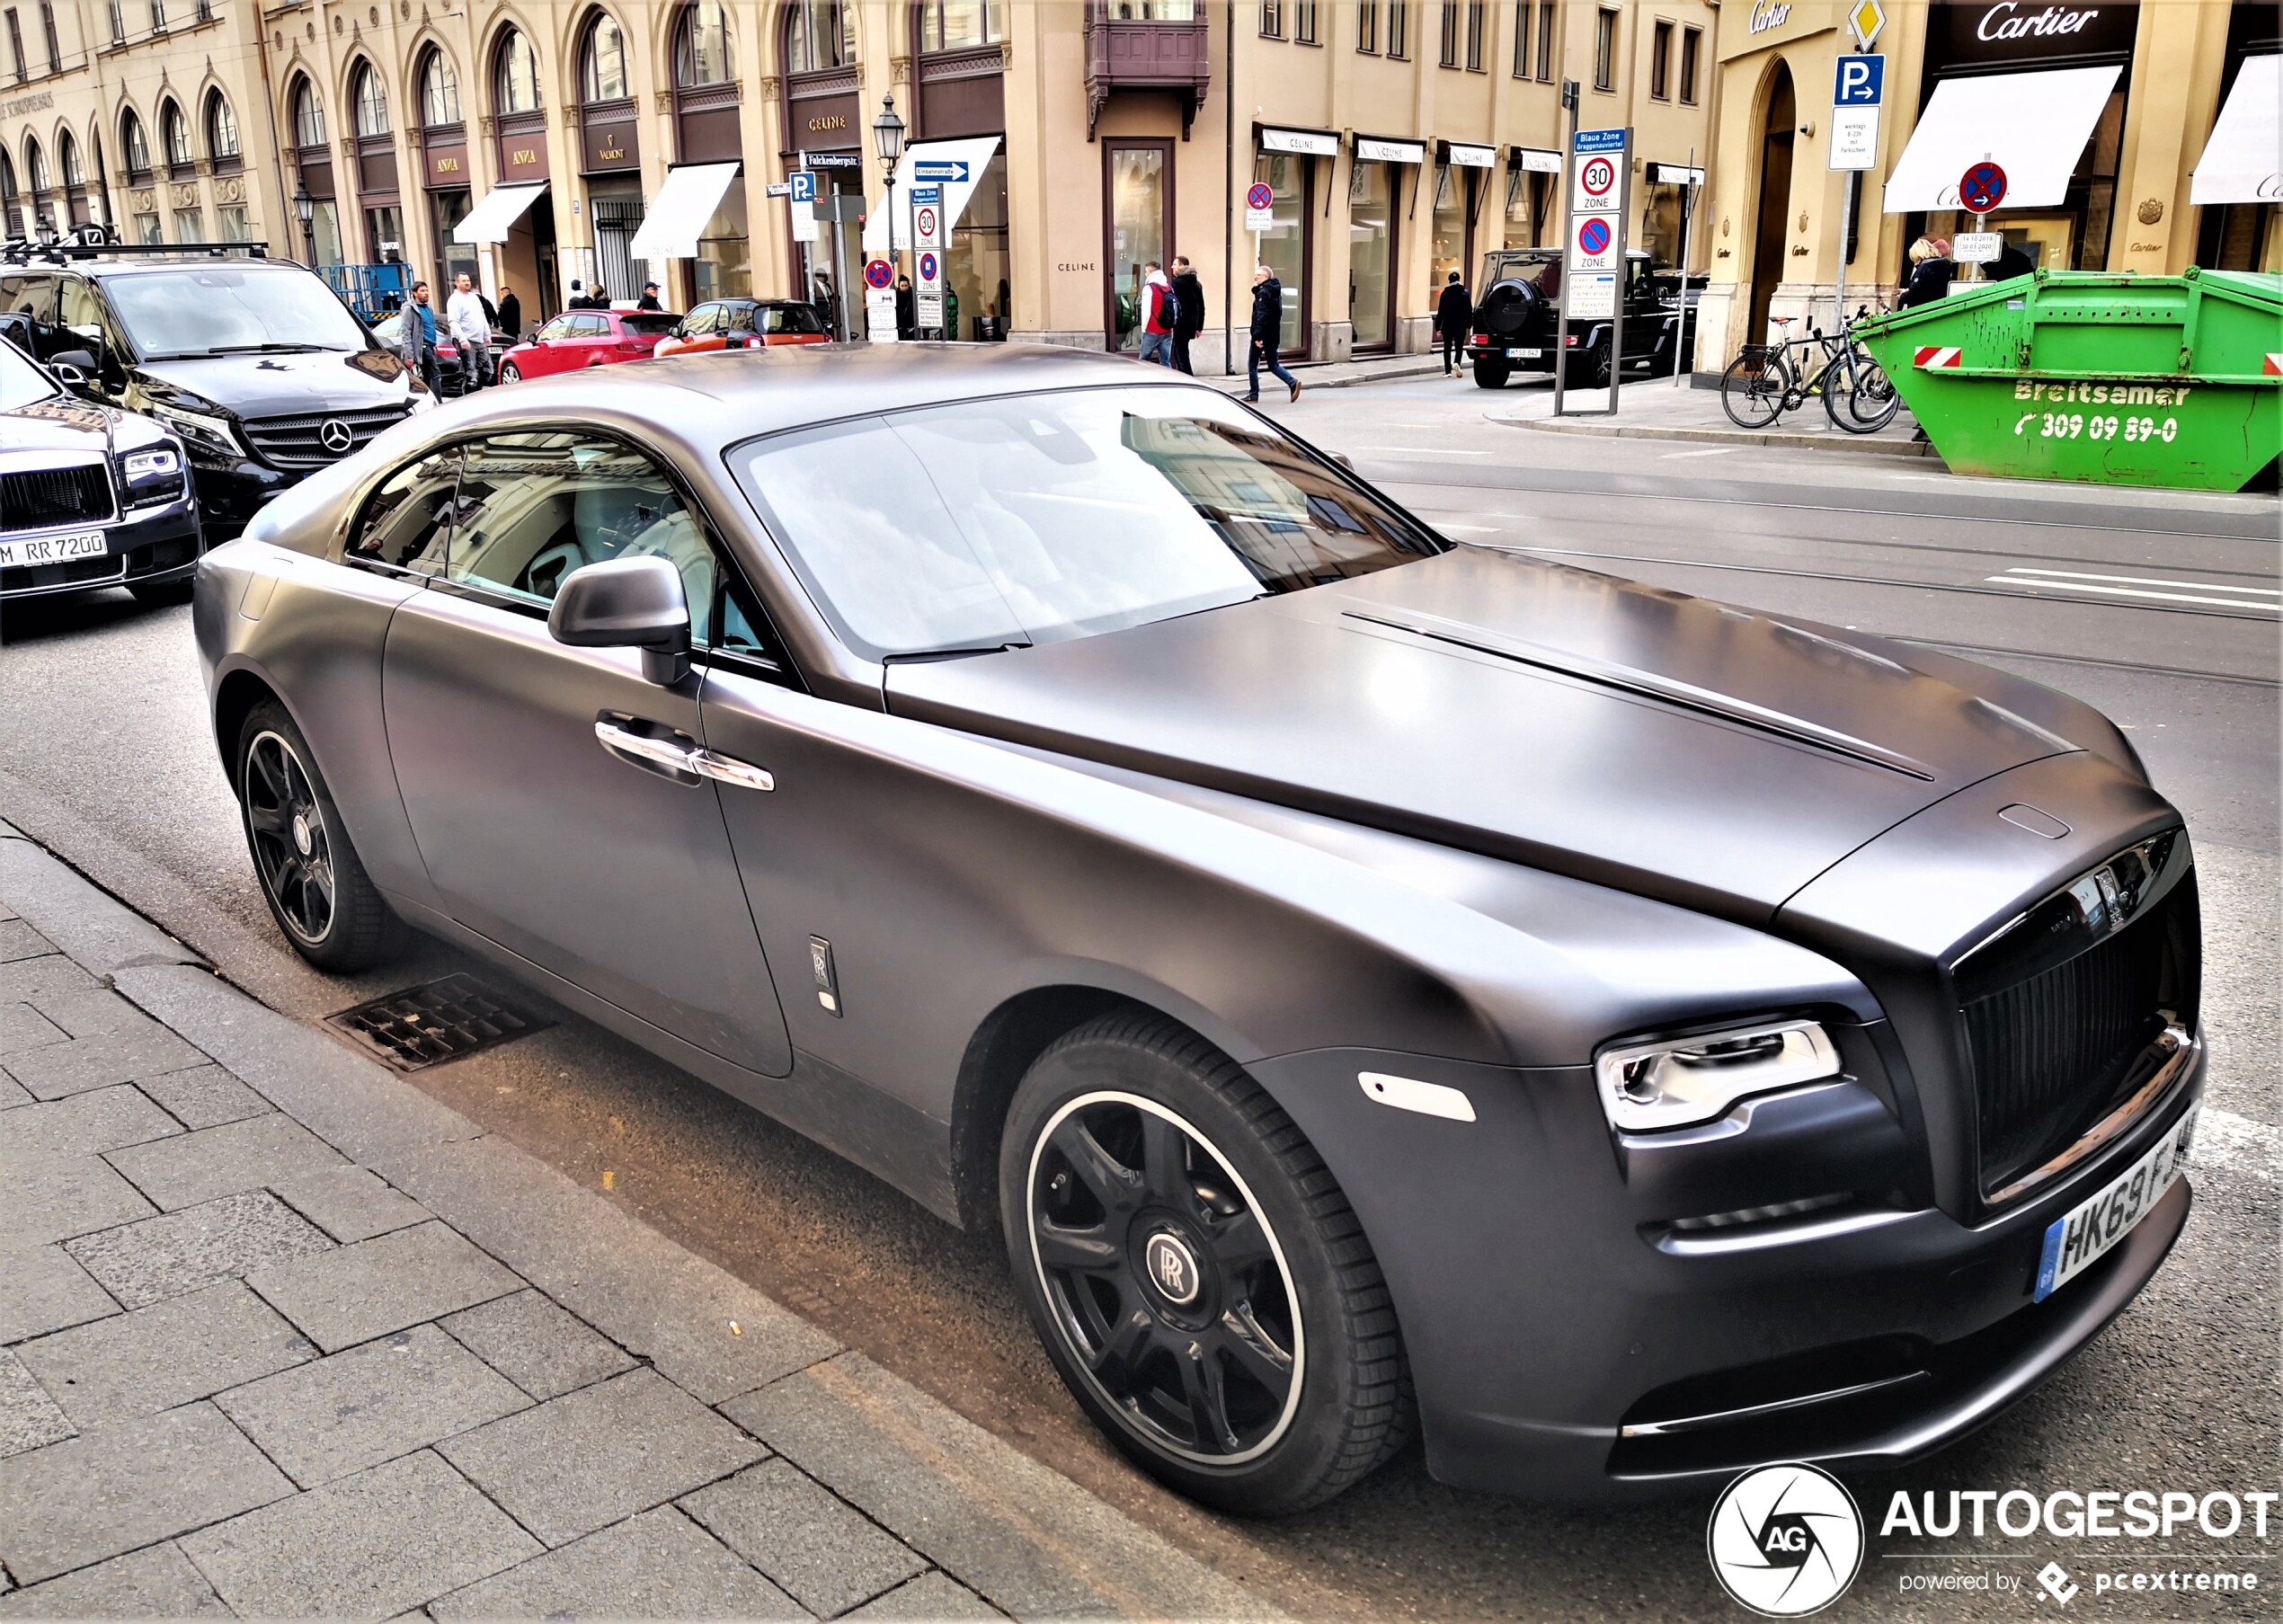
[1435,523,1504,534]
[1988,577,2283,612]
[1998,566,2279,597]
[1358,446,1495,456]
[1661,447,1738,458]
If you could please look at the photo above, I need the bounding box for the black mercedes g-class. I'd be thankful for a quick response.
[1466,248,1703,390]
[0,240,421,538]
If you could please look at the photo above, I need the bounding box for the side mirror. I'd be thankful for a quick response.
[49,350,98,388]
[548,555,691,686]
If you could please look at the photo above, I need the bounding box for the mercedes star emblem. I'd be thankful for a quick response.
[318,419,355,455]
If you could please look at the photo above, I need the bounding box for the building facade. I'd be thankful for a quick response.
[3,1,1717,360]
[1693,0,2281,368]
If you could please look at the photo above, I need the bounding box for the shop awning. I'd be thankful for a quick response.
[450,181,547,245]
[627,163,742,260]
[1355,135,1426,164]
[1258,125,1339,156]
[1511,147,1562,173]
[863,137,1006,253]
[2190,53,2280,206]
[1881,65,2120,212]
[1441,141,1497,168]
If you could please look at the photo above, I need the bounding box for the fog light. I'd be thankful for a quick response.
[1595,1020,1840,1132]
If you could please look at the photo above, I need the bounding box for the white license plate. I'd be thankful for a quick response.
[2033,1107,2197,1302]
[0,528,107,569]
[1508,348,1543,359]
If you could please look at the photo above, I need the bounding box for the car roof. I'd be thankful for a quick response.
[452,343,1185,443]
[43,255,306,279]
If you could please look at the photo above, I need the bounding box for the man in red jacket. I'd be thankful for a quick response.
[1136,262,1175,367]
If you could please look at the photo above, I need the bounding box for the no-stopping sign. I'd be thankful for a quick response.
[1247,182,1274,212]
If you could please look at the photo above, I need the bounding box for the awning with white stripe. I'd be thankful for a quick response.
[1881,66,2121,212]
[626,163,742,261]
[450,182,547,245]
[2190,53,2281,206]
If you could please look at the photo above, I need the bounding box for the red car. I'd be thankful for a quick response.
[497,308,682,382]
[651,299,831,359]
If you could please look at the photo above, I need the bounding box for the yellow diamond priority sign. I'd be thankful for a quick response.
[1848,0,1886,49]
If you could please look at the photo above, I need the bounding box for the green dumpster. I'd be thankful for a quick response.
[1855,268,2281,492]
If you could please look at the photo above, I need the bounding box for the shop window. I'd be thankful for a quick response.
[1106,139,1169,351]
[1594,7,1616,91]
[675,0,735,87]
[204,89,238,167]
[1388,0,1408,58]
[120,108,149,182]
[918,0,1003,49]
[1438,1,1457,66]
[133,212,160,243]
[1259,0,1281,39]
[943,150,1008,342]
[1504,164,1551,248]
[1357,1,1376,52]
[419,49,461,128]
[1431,164,1469,288]
[1254,150,1309,353]
[1349,158,1395,348]
[1650,20,1671,99]
[352,62,389,138]
[217,205,248,242]
[172,205,202,241]
[1295,1,1317,44]
[1680,25,1700,103]
[784,0,854,74]
[494,30,542,115]
[582,13,629,102]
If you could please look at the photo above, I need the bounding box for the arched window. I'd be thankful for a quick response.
[0,149,17,222]
[351,62,388,138]
[289,77,325,148]
[784,0,854,73]
[25,138,49,197]
[917,0,1004,51]
[418,49,461,127]
[121,108,151,179]
[674,1,734,86]
[203,91,238,163]
[158,99,190,171]
[580,13,628,102]
[58,130,81,188]
[494,30,542,113]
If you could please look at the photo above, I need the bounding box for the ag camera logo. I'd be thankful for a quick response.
[1709,1462,1865,1616]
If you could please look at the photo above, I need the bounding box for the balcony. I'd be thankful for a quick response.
[1084,2,1210,139]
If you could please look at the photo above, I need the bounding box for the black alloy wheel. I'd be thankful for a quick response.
[237,700,405,972]
[1001,1015,1413,1515]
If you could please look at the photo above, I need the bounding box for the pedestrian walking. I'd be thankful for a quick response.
[1435,269,1472,376]
[1244,265,1301,403]
[637,280,664,311]
[1135,262,1176,366]
[397,280,443,398]
[446,272,491,391]
[811,271,840,338]
[896,274,917,340]
[566,279,589,310]
[1897,237,1952,309]
[1169,255,1205,375]
[495,284,522,343]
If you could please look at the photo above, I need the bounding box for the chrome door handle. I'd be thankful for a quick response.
[689,749,775,792]
[594,719,699,779]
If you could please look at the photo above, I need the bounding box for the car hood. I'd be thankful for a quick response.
[0,395,113,455]
[133,350,412,418]
[884,547,2083,926]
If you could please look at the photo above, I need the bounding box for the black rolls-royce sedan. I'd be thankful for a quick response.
[0,333,200,605]
[191,346,2202,1514]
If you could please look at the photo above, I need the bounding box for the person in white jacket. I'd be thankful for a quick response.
[445,273,493,392]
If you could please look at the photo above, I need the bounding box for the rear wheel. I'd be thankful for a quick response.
[1472,355,1511,389]
[1563,342,1612,389]
[1720,348,1789,429]
[1832,351,1900,433]
[1000,1015,1412,1516]
[236,700,407,972]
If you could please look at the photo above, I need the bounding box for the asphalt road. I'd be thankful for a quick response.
[2,376,2276,1622]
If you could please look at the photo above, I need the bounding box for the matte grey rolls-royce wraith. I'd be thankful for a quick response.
[192,346,2203,1514]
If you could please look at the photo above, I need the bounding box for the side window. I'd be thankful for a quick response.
[535,315,574,341]
[710,570,796,682]
[58,280,109,351]
[347,448,460,574]
[449,431,716,643]
[685,304,720,337]
[4,275,59,357]
[574,313,610,338]
[725,304,757,334]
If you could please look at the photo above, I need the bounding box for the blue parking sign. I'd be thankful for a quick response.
[1834,54,1885,106]
[789,171,817,203]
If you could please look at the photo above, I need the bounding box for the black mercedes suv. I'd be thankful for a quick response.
[0,241,421,538]
[1466,248,1704,390]
[0,332,200,606]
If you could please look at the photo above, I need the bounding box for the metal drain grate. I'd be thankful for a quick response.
[324,973,552,1072]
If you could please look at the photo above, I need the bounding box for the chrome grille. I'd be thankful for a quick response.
[0,463,113,533]
[1956,835,2200,1196]
[240,404,413,469]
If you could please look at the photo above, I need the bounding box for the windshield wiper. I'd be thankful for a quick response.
[203,342,335,355]
[880,641,1033,664]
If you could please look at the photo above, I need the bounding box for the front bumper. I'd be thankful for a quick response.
[186,452,297,540]
[1251,1034,2202,1502]
[0,496,203,601]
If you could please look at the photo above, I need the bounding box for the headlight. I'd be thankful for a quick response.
[1595,1019,1841,1133]
[120,445,185,505]
[150,403,242,457]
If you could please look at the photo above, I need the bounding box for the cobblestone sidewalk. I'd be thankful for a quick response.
[0,821,1276,1623]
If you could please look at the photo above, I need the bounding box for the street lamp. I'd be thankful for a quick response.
[872,93,904,329]
[291,176,316,266]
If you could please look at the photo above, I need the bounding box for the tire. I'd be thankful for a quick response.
[1720,349,1788,429]
[499,361,521,383]
[1472,356,1510,389]
[999,1014,1413,1516]
[1563,342,1612,390]
[235,699,407,972]
[129,577,195,607]
[1838,353,1901,433]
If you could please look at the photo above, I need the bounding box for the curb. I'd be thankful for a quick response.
[1204,360,1449,395]
[1502,413,1941,459]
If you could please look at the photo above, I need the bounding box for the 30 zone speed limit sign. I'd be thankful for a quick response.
[1580,155,1616,200]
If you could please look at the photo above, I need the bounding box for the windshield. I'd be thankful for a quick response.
[0,340,58,412]
[730,386,1444,661]
[106,267,369,359]
[1487,255,1560,294]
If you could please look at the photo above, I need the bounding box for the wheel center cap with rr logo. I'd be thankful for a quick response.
[1144,1229,1203,1307]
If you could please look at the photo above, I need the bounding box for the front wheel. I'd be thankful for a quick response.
[236,700,407,972]
[1720,349,1789,429]
[1833,352,1900,433]
[1000,1015,1412,1516]
[499,361,522,383]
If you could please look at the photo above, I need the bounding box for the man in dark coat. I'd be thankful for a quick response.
[636,280,664,311]
[494,285,522,342]
[1168,255,1205,376]
[1434,270,1473,375]
[1245,265,1301,403]
[895,274,916,340]
[1989,240,2036,284]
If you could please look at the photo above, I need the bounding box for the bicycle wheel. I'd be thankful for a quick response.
[1841,353,1902,433]
[1720,349,1788,430]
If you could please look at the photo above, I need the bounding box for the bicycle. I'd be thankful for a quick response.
[1720,313,1899,434]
